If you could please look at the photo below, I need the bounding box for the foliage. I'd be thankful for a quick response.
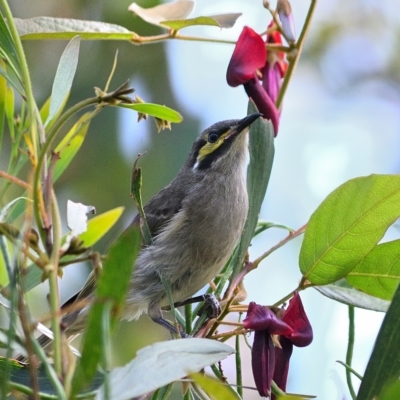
[0,0,399,399]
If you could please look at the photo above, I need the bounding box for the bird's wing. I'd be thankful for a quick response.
[132,181,187,238]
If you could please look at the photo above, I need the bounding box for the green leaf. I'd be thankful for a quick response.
[4,85,14,139]
[0,12,19,71]
[190,373,241,400]
[161,13,242,30]
[379,380,400,400]
[128,1,194,27]
[230,100,275,277]
[0,61,6,151]
[314,279,389,312]
[78,206,124,247]
[300,175,400,285]
[346,240,400,300]
[47,36,80,125]
[71,226,141,397]
[115,102,182,123]
[96,339,234,400]
[15,17,134,40]
[53,112,91,182]
[357,282,400,400]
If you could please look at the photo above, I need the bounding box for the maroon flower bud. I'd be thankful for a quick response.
[282,292,313,347]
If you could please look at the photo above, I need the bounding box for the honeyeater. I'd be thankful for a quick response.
[58,113,261,336]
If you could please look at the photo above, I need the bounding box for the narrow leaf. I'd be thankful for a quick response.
[47,36,80,124]
[161,16,220,30]
[314,280,389,312]
[357,282,400,399]
[347,240,400,300]
[161,13,242,30]
[300,175,400,285]
[96,339,234,400]
[230,100,275,277]
[53,112,91,182]
[78,207,124,247]
[72,226,141,396]
[190,373,241,400]
[128,1,194,27]
[115,103,182,123]
[0,12,19,70]
[15,17,133,40]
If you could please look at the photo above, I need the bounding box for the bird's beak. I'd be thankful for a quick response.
[225,113,262,141]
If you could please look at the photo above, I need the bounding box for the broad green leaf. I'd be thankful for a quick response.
[96,339,234,400]
[190,373,241,400]
[379,380,400,400]
[230,100,275,277]
[300,175,400,285]
[161,13,242,30]
[78,207,124,247]
[15,17,133,40]
[47,36,80,125]
[347,240,400,300]
[53,112,91,182]
[357,282,400,400]
[115,102,182,123]
[314,279,389,312]
[72,226,141,397]
[128,1,194,27]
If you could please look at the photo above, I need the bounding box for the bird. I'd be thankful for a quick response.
[58,113,262,337]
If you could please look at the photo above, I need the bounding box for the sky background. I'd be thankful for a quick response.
[5,0,400,398]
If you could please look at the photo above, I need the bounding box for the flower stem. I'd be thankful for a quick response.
[346,306,357,400]
[276,0,318,109]
[235,314,243,398]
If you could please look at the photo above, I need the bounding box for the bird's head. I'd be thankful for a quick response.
[188,113,262,171]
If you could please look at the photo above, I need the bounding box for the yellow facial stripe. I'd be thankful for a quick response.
[197,130,230,161]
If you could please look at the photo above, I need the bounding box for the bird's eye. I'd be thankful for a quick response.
[208,132,219,143]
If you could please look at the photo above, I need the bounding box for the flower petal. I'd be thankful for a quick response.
[271,336,293,399]
[261,62,281,104]
[226,26,266,87]
[243,302,292,334]
[243,79,280,135]
[282,293,313,347]
[252,330,275,397]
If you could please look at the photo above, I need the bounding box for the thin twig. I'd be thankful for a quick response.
[276,0,318,109]
[225,224,306,302]
[0,171,31,189]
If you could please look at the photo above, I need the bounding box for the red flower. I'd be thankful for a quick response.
[272,293,313,399]
[243,294,313,398]
[226,24,288,136]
